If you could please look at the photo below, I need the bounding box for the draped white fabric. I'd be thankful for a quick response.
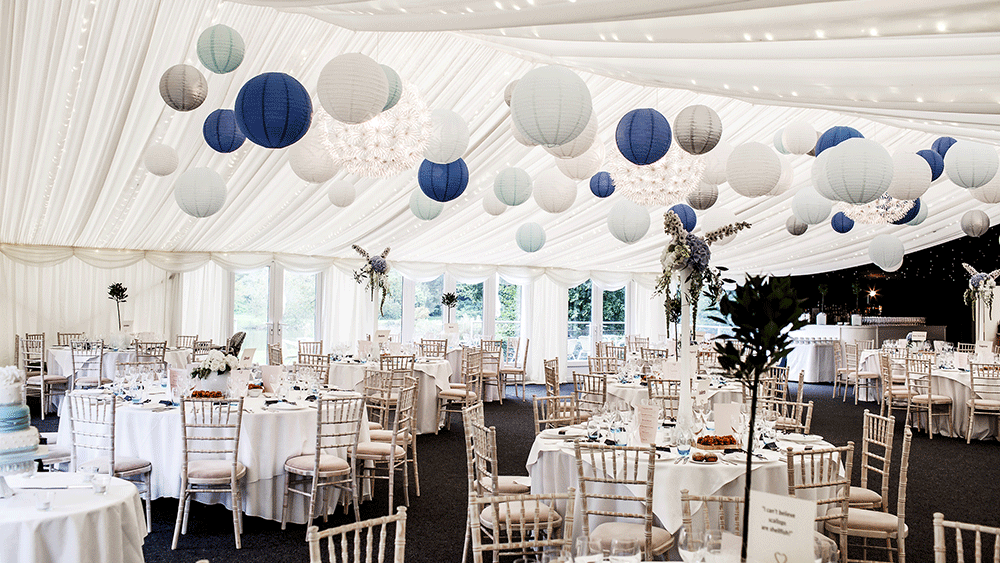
[320,266,372,346]
[526,276,569,384]
[180,261,231,346]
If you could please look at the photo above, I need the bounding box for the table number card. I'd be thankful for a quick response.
[746,490,816,563]
[695,379,710,405]
[260,365,282,393]
[955,351,970,371]
[714,402,741,436]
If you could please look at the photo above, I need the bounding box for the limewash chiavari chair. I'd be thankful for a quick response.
[469,490,573,563]
[543,358,560,396]
[419,338,448,358]
[933,512,1000,563]
[572,371,606,418]
[588,356,617,376]
[647,377,680,421]
[353,376,417,511]
[680,489,746,537]
[627,335,649,352]
[957,342,976,353]
[57,332,85,346]
[299,340,323,363]
[532,395,579,435]
[880,352,914,420]
[480,340,504,403]
[306,506,407,563]
[786,442,854,563]
[605,344,626,366]
[268,342,283,366]
[438,348,482,432]
[640,346,670,364]
[192,340,213,363]
[500,338,529,400]
[71,340,108,388]
[24,334,66,419]
[136,340,167,362]
[850,410,895,511]
[760,397,814,434]
[967,363,1000,443]
[906,356,955,438]
[175,334,198,350]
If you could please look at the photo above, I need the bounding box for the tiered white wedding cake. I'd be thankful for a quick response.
[0,366,39,464]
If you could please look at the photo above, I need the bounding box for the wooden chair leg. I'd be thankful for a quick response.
[171,490,187,549]
[280,474,291,530]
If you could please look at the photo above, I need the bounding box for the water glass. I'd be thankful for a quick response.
[92,473,111,495]
[609,538,640,562]
[702,529,723,563]
[35,490,54,511]
[678,526,705,562]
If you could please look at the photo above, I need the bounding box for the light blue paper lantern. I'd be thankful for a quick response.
[494,167,532,206]
[616,108,671,165]
[409,189,444,221]
[669,203,697,232]
[203,109,245,153]
[814,126,863,156]
[589,171,615,198]
[418,159,469,202]
[831,212,854,233]
[516,223,546,252]
[381,64,402,111]
[197,24,245,74]
[234,73,312,149]
[891,199,920,225]
[907,201,928,226]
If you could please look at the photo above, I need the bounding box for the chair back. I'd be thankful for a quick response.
[501,337,520,365]
[543,359,560,396]
[469,491,574,563]
[856,339,876,351]
[480,339,503,353]
[647,378,680,420]
[844,343,860,371]
[606,344,626,363]
[175,335,198,349]
[226,332,247,356]
[462,348,484,400]
[363,367,393,428]
[970,363,1000,410]
[57,332,85,346]
[313,395,365,469]
[956,342,975,353]
[640,347,670,362]
[268,342,283,366]
[832,340,845,371]
[680,488,746,537]
[71,340,105,386]
[390,376,418,445]
[933,511,1000,563]
[696,349,721,374]
[463,403,499,496]
[859,409,895,509]
[136,341,167,362]
[179,397,244,474]
[419,339,448,358]
[759,366,790,401]
[906,356,934,397]
[380,354,415,373]
[627,335,649,352]
[588,356,617,376]
[21,334,45,375]
[573,371,606,415]
[532,395,578,434]
[785,442,854,555]
[192,340,213,363]
[760,397,814,434]
[67,391,116,473]
[294,362,331,386]
[299,340,323,356]
[306,506,407,563]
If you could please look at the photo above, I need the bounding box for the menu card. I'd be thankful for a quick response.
[746,490,816,563]
[714,402,741,436]
[260,365,282,393]
[955,352,970,371]
[636,401,658,444]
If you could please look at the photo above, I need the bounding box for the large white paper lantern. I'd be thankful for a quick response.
[786,215,808,236]
[686,182,718,210]
[702,142,732,185]
[969,171,1000,203]
[159,64,207,112]
[197,24,244,74]
[511,121,539,147]
[869,234,904,271]
[961,209,990,237]
[503,80,518,107]
[673,105,722,155]
[144,143,178,176]
[317,53,388,125]
[516,223,546,252]
[510,66,592,148]
[823,138,893,204]
[792,186,833,225]
[174,168,226,218]
[545,112,597,159]
[607,200,651,244]
[907,201,929,226]
[769,156,794,196]
[425,109,469,164]
[327,180,356,207]
[701,207,740,245]
[287,130,338,183]
[945,141,999,189]
[811,148,837,200]
[556,141,605,180]
[782,121,816,155]
[887,152,931,200]
[726,142,781,197]
[409,189,444,221]
[483,191,507,216]
[494,167,532,206]
[533,169,577,213]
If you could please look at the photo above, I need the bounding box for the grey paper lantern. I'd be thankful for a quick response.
[792,186,833,225]
[174,168,226,218]
[726,142,782,198]
[545,111,597,159]
[969,171,1000,204]
[494,167,532,206]
[556,140,605,180]
[197,24,245,74]
[409,189,444,221]
[510,65,592,148]
[782,121,816,155]
[144,143,178,176]
[483,191,507,216]
[961,209,990,237]
[317,53,388,125]
[516,223,546,252]
[786,215,808,236]
[673,105,722,155]
[869,234,904,271]
[823,138,893,204]
[425,109,469,164]
[533,169,577,213]
[702,142,731,185]
[159,64,207,112]
[945,141,999,189]
[887,152,931,201]
[327,180,356,207]
[686,182,718,210]
[381,65,403,111]
[607,199,651,244]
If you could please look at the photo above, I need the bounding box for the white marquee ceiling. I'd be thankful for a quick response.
[1,0,998,277]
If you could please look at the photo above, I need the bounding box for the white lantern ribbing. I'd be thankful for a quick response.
[607,199,651,244]
[424,109,469,164]
[969,171,1000,203]
[702,142,731,185]
[317,53,388,125]
[945,141,999,189]
[686,182,718,210]
[556,141,605,180]
[782,121,816,155]
[409,189,444,221]
[907,201,929,226]
[533,169,577,213]
[726,142,782,197]
[792,186,833,225]
[812,148,837,200]
[869,234,904,271]
[510,66,592,148]
[786,215,808,236]
[144,143,178,176]
[511,121,539,147]
[673,105,722,155]
[504,80,518,107]
[287,130,338,183]
[773,129,789,155]
[494,167,532,206]
[887,152,931,200]
[545,112,597,159]
[701,208,740,245]
[174,168,226,218]
[381,65,403,111]
[823,138,893,204]
[961,209,990,237]
[516,223,546,252]
[483,191,507,216]
[159,64,207,112]
[769,156,794,196]
[327,180,356,207]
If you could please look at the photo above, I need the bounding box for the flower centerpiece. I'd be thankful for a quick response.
[352,245,392,315]
[962,263,1000,321]
[441,292,458,323]
[190,349,239,393]
[108,282,128,331]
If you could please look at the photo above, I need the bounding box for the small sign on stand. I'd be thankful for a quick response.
[746,490,817,563]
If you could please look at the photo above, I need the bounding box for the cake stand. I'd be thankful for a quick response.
[0,445,48,498]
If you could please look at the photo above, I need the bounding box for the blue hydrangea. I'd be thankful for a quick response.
[369,256,388,274]
[970,272,988,290]
[685,234,711,272]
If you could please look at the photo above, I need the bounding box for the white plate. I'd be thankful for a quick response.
[724,450,781,464]
[780,433,823,443]
[267,402,306,411]
[540,426,588,439]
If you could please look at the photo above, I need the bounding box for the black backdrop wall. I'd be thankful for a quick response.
[787,224,1000,344]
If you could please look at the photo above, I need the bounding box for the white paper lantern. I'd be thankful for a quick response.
[969,171,1000,203]
[811,148,837,200]
[144,143,178,176]
[380,65,403,111]
[607,200,651,244]
[174,168,226,218]
[686,182,718,210]
[327,180,356,207]
[533,169,577,213]
[726,142,782,197]
[702,142,732,185]
[786,215,808,236]
[887,152,931,200]
[869,234,904,271]
[516,222,546,252]
[483,191,507,216]
[511,121,539,147]
[545,111,597,159]
[159,64,207,112]
[907,201,929,226]
[782,121,816,155]
[823,138,893,204]
[769,156,794,196]
[409,189,444,221]
[510,66,592,148]
[556,141,605,180]
[961,209,990,237]
[425,109,469,164]
[317,53,388,125]
[287,129,338,183]
[772,129,789,155]
[494,167,532,206]
[701,207,740,245]
[792,186,833,225]
[673,105,722,155]
[945,141,999,189]
[503,80,518,107]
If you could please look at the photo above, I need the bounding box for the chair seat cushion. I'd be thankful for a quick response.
[26,375,69,384]
[479,499,562,528]
[478,475,531,494]
[590,522,674,555]
[856,371,880,379]
[968,398,1000,410]
[41,446,71,463]
[80,456,151,475]
[369,429,411,443]
[825,507,908,537]
[438,389,477,400]
[367,421,383,431]
[911,394,952,404]
[74,376,110,387]
[284,453,350,476]
[353,441,406,460]
[848,487,883,508]
[187,459,247,484]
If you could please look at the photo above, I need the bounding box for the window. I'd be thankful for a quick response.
[282,270,318,360]
[602,287,626,346]
[496,279,522,340]
[413,275,443,339]
[567,280,592,361]
[234,268,270,365]
[378,270,403,335]
[456,282,483,343]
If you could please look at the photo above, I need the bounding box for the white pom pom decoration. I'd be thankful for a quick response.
[144,143,179,176]
[510,66,592,148]
[317,53,388,125]
[494,167,532,206]
[607,199,651,244]
[792,186,833,225]
[533,169,577,213]
[886,152,931,200]
[327,180,356,207]
[424,109,469,164]
[823,138,893,204]
[945,141,999,189]
[782,121,817,155]
[174,168,226,218]
[726,142,782,198]
[869,234,904,271]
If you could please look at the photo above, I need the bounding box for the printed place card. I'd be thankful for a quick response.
[636,402,658,444]
[746,490,816,563]
[695,379,710,405]
[955,352,970,371]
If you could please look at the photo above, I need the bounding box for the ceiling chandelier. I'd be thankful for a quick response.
[319,83,431,178]
[840,193,916,224]
[608,144,705,207]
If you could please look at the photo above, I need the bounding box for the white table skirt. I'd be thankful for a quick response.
[924,369,999,440]
[49,348,191,381]
[329,360,453,434]
[1,473,146,563]
[607,381,743,411]
[788,340,837,383]
[56,393,370,524]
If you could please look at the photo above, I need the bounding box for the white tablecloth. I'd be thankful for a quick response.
[56,392,369,524]
[0,473,146,563]
[923,369,999,440]
[328,360,452,434]
[48,348,191,381]
[788,339,838,383]
[607,381,743,411]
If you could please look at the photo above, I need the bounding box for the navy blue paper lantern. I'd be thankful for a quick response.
[669,203,697,232]
[590,171,615,198]
[234,72,312,149]
[814,126,863,156]
[916,149,944,181]
[831,212,854,233]
[203,109,245,153]
[615,108,671,165]
[418,159,469,203]
[892,198,921,225]
[931,136,957,158]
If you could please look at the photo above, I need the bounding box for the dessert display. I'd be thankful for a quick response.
[695,434,738,450]
[0,366,40,463]
[691,452,719,463]
[190,390,225,399]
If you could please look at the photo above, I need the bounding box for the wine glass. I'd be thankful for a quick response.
[702,529,723,563]
[678,526,705,562]
[609,538,641,563]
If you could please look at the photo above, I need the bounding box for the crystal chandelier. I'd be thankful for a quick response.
[840,193,916,224]
[319,83,431,178]
[608,144,706,206]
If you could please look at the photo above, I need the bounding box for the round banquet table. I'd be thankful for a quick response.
[787,338,838,383]
[56,391,369,524]
[607,379,743,411]
[0,472,146,563]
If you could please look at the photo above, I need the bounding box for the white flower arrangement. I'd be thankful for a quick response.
[0,366,25,404]
[191,349,239,379]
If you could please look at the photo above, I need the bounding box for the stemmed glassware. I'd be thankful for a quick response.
[678,526,705,562]
[609,538,641,562]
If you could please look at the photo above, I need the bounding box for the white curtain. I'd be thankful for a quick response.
[633,284,668,343]
[320,266,370,348]
[179,262,230,346]
[525,276,569,384]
